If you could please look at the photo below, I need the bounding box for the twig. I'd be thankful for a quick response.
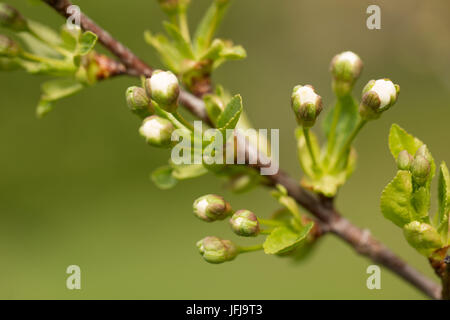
[43,0,441,299]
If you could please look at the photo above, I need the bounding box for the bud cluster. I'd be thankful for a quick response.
[397,145,432,186]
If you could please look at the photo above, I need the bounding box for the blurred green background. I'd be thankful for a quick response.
[1,0,449,299]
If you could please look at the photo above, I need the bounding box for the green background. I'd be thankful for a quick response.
[1,0,449,299]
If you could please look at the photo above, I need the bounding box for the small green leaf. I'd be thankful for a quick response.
[438,162,450,238]
[36,100,53,118]
[216,94,243,130]
[403,221,443,257]
[163,22,194,59]
[171,163,208,180]
[263,223,314,255]
[41,78,84,102]
[151,166,178,190]
[144,31,182,72]
[203,94,223,126]
[381,170,414,227]
[389,124,423,160]
[77,31,98,56]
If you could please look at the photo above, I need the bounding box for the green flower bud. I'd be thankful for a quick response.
[397,150,413,171]
[139,115,174,147]
[0,34,20,57]
[145,70,179,112]
[229,210,260,237]
[157,0,191,14]
[0,3,28,32]
[411,155,431,186]
[330,51,363,96]
[359,79,400,120]
[126,86,154,118]
[291,85,323,127]
[196,236,238,264]
[403,221,443,256]
[193,194,232,222]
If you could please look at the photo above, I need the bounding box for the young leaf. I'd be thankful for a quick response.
[151,166,178,190]
[389,124,423,160]
[381,170,414,227]
[77,31,98,56]
[163,21,194,59]
[263,223,314,255]
[144,31,183,72]
[438,162,450,238]
[36,100,53,118]
[403,221,443,257]
[171,163,208,180]
[216,94,243,130]
[41,78,84,102]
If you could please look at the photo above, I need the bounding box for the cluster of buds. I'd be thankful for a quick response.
[0,3,28,32]
[196,236,238,264]
[330,51,363,96]
[126,70,181,147]
[396,145,431,186]
[291,85,323,127]
[193,194,232,222]
[359,79,400,120]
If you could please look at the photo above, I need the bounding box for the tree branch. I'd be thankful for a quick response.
[42,0,441,299]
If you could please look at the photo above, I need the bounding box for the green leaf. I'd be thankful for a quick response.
[77,31,98,56]
[171,163,208,180]
[403,221,443,257]
[272,185,302,220]
[36,100,53,118]
[263,223,314,255]
[60,26,81,52]
[381,170,415,227]
[438,162,450,238]
[163,22,194,59]
[203,94,224,126]
[41,78,84,102]
[18,33,61,59]
[27,19,61,47]
[389,124,424,160]
[144,31,182,72]
[216,94,243,130]
[193,0,231,55]
[151,166,178,190]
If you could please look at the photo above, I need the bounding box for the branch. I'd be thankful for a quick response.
[43,0,441,299]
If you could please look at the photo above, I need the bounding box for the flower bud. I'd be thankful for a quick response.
[196,236,238,264]
[229,210,260,237]
[193,194,232,222]
[139,115,174,147]
[330,51,363,95]
[126,86,154,118]
[291,85,323,127]
[0,34,20,57]
[0,3,28,32]
[403,221,443,256]
[397,150,413,171]
[145,70,179,112]
[359,79,400,120]
[411,155,430,186]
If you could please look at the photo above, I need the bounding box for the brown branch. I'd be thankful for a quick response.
[43,0,441,299]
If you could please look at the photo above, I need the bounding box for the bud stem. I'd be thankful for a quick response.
[238,244,263,254]
[178,11,191,43]
[333,118,368,170]
[258,218,284,227]
[174,110,194,131]
[303,128,319,171]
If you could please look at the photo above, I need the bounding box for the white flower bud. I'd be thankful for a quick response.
[145,70,180,112]
[330,51,363,96]
[360,79,400,120]
[291,85,323,127]
[139,115,174,148]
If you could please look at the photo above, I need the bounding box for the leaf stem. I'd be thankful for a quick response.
[239,244,263,254]
[303,127,319,170]
[334,118,368,170]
